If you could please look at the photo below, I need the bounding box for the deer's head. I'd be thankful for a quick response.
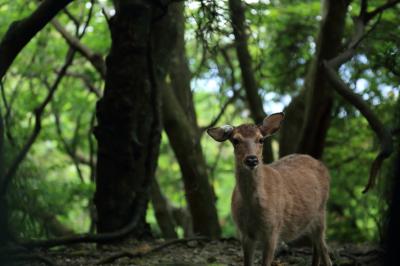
[207,113,284,170]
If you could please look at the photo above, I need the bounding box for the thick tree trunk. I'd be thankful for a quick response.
[228,0,273,163]
[94,1,161,237]
[384,143,400,266]
[383,97,400,265]
[296,0,349,158]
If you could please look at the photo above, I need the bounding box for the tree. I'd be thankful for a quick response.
[228,0,274,163]
[161,3,221,237]
[296,0,350,158]
[94,0,165,236]
[0,0,74,80]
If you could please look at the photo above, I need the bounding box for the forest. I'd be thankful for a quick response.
[0,0,399,265]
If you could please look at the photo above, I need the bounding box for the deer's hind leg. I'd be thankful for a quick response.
[241,236,256,266]
[311,215,332,266]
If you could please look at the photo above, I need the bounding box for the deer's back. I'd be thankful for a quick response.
[264,154,330,241]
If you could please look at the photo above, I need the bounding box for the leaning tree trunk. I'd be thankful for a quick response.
[150,179,177,239]
[0,109,9,243]
[162,85,221,238]
[296,0,349,158]
[228,0,273,163]
[162,2,221,238]
[383,95,400,264]
[279,90,306,157]
[94,1,161,236]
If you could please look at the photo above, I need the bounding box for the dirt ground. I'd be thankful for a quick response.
[2,238,384,266]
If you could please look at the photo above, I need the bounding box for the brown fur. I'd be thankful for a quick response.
[208,114,332,266]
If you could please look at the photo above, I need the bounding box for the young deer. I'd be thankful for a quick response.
[207,113,332,266]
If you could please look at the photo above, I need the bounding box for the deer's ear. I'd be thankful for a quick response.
[259,112,285,137]
[207,125,234,142]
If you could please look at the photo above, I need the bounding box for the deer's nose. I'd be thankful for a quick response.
[244,155,259,168]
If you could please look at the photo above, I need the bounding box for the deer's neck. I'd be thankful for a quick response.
[235,165,261,200]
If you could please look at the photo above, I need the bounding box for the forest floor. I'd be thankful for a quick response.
[4,238,383,266]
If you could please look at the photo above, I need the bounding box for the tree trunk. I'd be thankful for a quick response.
[0,109,9,244]
[296,0,349,158]
[162,84,221,238]
[279,90,306,157]
[150,179,177,239]
[168,3,198,126]
[161,3,221,238]
[94,1,161,237]
[228,0,273,163]
[382,96,400,265]
[384,139,400,266]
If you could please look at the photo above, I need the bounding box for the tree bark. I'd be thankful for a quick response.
[94,1,161,237]
[168,4,198,126]
[150,180,178,239]
[228,0,273,163]
[162,85,221,238]
[296,0,349,158]
[279,90,306,157]
[384,97,400,265]
[0,107,9,244]
[162,3,221,238]
[0,0,74,79]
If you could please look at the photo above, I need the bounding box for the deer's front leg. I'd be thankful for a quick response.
[261,231,278,266]
[242,236,256,266]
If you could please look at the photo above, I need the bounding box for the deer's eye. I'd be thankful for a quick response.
[258,138,264,144]
[232,138,240,145]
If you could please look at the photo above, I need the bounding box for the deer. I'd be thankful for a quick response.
[207,112,332,266]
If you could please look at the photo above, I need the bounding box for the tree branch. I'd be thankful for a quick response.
[324,61,393,193]
[0,0,74,79]
[51,103,85,182]
[365,0,400,22]
[51,19,106,79]
[323,0,398,193]
[0,49,76,196]
[201,45,241,130]
[63,71,102,97]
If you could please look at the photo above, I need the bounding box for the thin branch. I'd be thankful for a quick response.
[95,0,111,22]
[201,90,240,131]
[63,71,102,97]
[0,49,76,196]
[51,19,106,78]
[50,102,85,182]
[200,46,240,131]
[78,0,95,39]
[63,8,80,34]
[365,0,400,22]
[0,0,74,79]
